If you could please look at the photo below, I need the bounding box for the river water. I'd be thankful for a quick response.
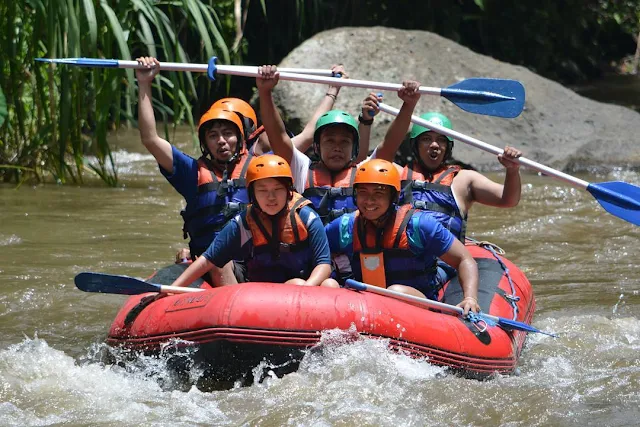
[1,128,639,426]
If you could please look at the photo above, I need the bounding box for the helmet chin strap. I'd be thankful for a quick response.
[204,141,244,167]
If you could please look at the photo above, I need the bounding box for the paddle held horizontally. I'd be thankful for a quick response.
[35,57,335,76]
[74,272,205,295]
[36,56,525,118]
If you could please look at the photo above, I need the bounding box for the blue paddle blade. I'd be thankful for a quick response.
[587,181,640,226]
[75,272,161,295]
[35,58,121,68]
[440,78,526,118]
[489,316,558,338]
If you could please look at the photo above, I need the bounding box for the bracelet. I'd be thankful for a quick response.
[358,113,374,125]
[325,93,337,100]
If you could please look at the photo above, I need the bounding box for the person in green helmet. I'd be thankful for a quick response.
[256,65,375,224]
[374,81,523,242]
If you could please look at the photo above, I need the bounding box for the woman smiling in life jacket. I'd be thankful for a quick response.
[256,65,374,226]
[171,154,332,288]
[322,159,480,314]
[136,57,255,286]
[374,81,523,242]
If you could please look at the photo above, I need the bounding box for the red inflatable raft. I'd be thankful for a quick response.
[105,243,535,384]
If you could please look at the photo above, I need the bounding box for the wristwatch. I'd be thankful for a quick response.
[358,113,373,125]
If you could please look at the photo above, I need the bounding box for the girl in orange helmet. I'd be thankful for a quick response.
[322,159,481,314]
[171,154,332,288]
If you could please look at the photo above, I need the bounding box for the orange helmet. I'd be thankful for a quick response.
[353,159,401,191]
[212,98,257,136]
[246,154,293,187]
[198,106,245,138]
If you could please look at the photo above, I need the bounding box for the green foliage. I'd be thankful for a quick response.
[244,1,638,83]
[0,87,6,128]
[0,0,237,186]
[2,0,638,186]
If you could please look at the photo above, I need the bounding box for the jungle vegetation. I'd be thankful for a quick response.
[1,0,638,186]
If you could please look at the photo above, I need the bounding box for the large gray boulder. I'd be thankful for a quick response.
[271,27,640,172]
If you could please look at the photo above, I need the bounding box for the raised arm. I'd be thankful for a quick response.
[135,57,173,173]
[356,92,382,162]
[292,64,349,153]
[462,146,522,209]
[375,80,421,162]
[257,65,295,164]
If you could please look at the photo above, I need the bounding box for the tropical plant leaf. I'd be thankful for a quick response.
[81,0,98,52]
[185,0,215,58]
[199,2,231,65]
[0,86,7,128]
[100,0,135,102]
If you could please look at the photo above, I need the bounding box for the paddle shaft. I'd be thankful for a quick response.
[215,67,442,95]
[115,60,335,76]
[344,279,503,322]
[377,103,590,190]
[156,285,205,294]
[39,58,335,76]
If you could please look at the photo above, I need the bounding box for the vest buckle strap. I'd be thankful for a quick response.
[328,207,352,220]
[216,179,237,196]
[222,202,245,218]
[412,180,427,190]
[412,201,455,217]
[279,242,291,253]
[329,187,347,197]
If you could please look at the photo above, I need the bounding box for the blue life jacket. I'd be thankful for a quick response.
[181,153,253,257]
[400,163,467,241]
[302,162,358,224]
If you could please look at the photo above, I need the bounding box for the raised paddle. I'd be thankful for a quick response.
[378,102,640,227]
[36,56,525,118]
[344,279,557,337]
[204,57,525,118]
[74,272,205,295]
[35,57,336,76]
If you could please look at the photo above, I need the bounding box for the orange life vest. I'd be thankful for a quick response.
[302,162,358,224]
[245,192,312,251]
[352,205,422,288]
[244,192,315,282]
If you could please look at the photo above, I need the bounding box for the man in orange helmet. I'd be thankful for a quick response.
[136,57,253,285]
[322,159,480,314]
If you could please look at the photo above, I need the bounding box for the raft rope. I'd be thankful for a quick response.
[466,312,492,333]
[466,237,520,321]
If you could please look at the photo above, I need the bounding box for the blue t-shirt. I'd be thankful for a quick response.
[159,145,199,202]
[203,205,331,280]
[325,208,455,288]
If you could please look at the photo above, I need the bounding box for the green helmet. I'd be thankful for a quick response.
[409,112,454,142]
[313,110,360,161]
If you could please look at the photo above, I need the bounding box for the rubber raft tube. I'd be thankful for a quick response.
[105,243,535,384]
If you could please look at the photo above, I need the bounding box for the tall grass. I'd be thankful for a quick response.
[0,0,237,186]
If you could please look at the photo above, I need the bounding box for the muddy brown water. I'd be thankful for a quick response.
[1,128,638,426]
